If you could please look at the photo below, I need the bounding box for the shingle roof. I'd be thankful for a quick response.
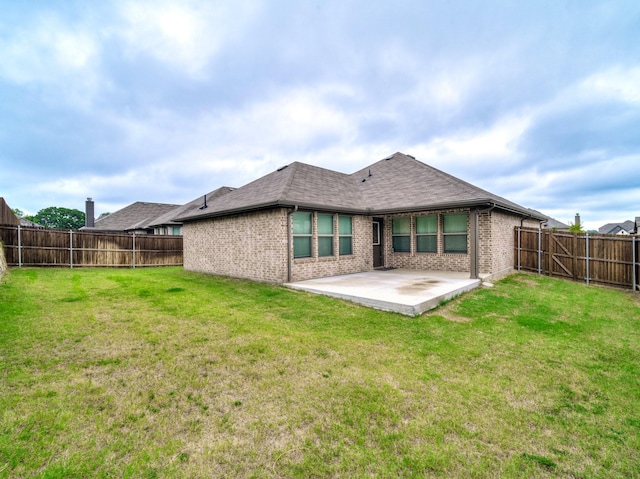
[177,152,546,222]
[542,217,570,230]
[598,220,635,235]
[83,201,181,232]
[148,187,235,227]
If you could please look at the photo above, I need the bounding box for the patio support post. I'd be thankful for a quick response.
[469,208,479,279]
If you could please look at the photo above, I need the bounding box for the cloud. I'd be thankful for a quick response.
[115,0,261,78]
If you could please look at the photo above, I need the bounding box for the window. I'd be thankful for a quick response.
[392,217,411,252]
[443,213,468,253]
[317,213,334,257]
[338,215,352,255]
[172,226,181,235]
[416,215,437,253]
[293,212,312,258]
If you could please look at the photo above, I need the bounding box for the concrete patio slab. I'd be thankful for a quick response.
[285,269,481,316]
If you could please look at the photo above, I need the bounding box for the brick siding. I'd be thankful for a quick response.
[382,209,471,272]
[183,206,540,283]
[291,214,371,281]
[183,209,289,283]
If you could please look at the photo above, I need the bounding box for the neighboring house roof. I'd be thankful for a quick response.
[82,201,181,232]
[148,187,235,228]
[541,217,570,230]
[19,218,44,228]
[176,152,546,222]
[598,220,635,235]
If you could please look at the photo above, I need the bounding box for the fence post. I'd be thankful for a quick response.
[17,225,22,268]
[70,230,73,269]
[132,233,136,269]
[537,228,542,274]
[633,236,637,292]
[517,227,521,271]
[585,233,589,286]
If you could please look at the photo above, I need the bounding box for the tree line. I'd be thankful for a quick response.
[12,206,86,230]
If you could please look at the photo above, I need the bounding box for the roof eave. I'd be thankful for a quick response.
[177,198,545,222]
[178,200,370,222]
[371,199,544,218]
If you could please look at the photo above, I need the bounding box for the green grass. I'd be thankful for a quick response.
[1,268,639,478]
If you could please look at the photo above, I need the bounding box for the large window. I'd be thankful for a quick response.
[293,212,312,258]
[392,217,411,252]
[317,214,334,257]
[443,213,468,253]
[338,215,353,255]
[416,215,437,253]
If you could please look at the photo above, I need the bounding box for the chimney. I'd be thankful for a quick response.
[575,213,580,227]
[85,198,95,227]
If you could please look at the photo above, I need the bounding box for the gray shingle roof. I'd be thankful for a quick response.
[541,217,570,230]
[598,220,635,234]
[83,201,181,232]
[177,152,546,222]
[148,187,235,227]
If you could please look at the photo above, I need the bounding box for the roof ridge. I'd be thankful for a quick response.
[278,162,300,200]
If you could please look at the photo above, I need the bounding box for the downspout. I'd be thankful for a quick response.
[287,206,298,283]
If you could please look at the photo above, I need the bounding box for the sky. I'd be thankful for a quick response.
[1,1,639,231]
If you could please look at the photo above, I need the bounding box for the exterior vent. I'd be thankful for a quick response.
[277,165,289,172]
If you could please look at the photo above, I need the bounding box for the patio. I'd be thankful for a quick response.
[285,269,482,316]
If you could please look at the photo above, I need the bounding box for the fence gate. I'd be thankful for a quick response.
[516,227,639,291]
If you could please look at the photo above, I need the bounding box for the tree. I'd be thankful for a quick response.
[568,222,585,234]
[11,208,25,218]
[31,207,85,229]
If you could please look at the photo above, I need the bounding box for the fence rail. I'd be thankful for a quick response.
[515,227,639,291]
[0,226,183,268]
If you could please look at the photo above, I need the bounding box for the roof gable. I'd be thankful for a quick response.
[351,153,532,214]
[85,201,181,232]
[148,187,235,227]
[178,152,545,221]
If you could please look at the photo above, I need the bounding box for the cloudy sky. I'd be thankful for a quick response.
[1,1,639,231]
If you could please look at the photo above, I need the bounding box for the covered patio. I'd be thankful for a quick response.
[285,269,482,316]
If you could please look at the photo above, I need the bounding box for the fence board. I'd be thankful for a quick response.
[0,226,182,268]
[515,227,639,290]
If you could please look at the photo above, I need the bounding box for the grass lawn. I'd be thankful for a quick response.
[1,267,639,478]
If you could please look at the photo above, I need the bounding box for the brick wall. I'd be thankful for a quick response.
[183,209,289,283]
[291,214,371,281]
[382,209,471,272]
[481,210,540,278]
[183,209,373,283]
[183,206,541,283]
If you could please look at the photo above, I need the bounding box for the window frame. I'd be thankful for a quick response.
[317,213,335,257]
[392,217,411,253]
[442,213,468,254]
[292,211,313,258]
[338,215,353,256]
[416,215,437,253]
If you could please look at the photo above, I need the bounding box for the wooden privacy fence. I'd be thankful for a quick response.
[515,227,639,291]
[0,226,183,268]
